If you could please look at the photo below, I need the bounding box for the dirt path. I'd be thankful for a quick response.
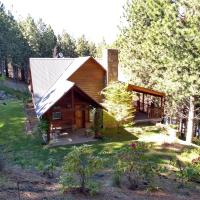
[0,166,200,200]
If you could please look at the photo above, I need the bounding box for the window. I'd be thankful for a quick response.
[52,112,62,120]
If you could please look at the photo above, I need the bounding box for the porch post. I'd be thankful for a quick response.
[71,89,75,131]
[138,93,141,111]
[142,93,145,112]
[161,97,163,108]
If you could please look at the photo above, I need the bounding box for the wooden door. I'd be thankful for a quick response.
[75,105,85,128]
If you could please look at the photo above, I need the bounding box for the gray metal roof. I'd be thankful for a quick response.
[30,56,102,117]
[30,58,74,104]
[35,79,74,118]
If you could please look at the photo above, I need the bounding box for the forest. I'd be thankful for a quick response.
[0,1,107,81]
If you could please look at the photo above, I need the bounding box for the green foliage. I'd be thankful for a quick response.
[102,82,135,130]
[103,110,117,128]
[96,38,108,57]
[113,142,156,189]
[0,149,4,171]
[75,35,97,57]
[37,158,56,178]
[0,2,30,73]
[60,145,104,195]
[0,83,30,101]
[37,18,57,57]
[57,31,77,57]
[93,108,103,134]
[0,75,6,81]
[116,0,200,118]
[38,119,49,134]
[174,158,200,187]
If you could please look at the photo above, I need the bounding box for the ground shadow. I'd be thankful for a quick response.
[101,127,138,142]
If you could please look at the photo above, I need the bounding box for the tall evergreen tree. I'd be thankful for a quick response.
[117,0,200,143]
[96,38,108,57]
[37,18,57,57]
[19,15,40,57]
[75,35,91,56]
[57,31,77,57]
[0,2,30,78]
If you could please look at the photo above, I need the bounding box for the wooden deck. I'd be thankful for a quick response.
[135,112,162,123]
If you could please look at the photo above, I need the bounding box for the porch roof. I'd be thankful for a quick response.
[35,80,103,118]
[127,84,165,97]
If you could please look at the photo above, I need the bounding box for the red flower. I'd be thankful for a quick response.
[130,143,136,149]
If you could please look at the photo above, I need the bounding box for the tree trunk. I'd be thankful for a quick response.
[186,96,195,144]
[5,59,9,77]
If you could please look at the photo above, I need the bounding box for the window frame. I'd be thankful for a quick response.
[52,111,62,120]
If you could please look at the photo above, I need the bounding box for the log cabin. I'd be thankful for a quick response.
[30,49,165,140]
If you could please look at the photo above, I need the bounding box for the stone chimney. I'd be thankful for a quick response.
[103,49,118,84]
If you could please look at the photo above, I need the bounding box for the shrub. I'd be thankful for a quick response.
[37,158,56,178]
[113,142,156,189]
[60,145,104,195]
[38,119,49,143]
[175,159,200,187]
[38,119,49,134]
[93,108,103,138]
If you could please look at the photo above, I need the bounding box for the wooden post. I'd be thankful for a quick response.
[142,93,145,112]
[71,89,75,131]
[47,120,51,142]
[138,93,141,111]
[161,97,163,108]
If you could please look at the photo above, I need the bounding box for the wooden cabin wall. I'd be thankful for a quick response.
[68,59,106,103]
[45,91,90,130]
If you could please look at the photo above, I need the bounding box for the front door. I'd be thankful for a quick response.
[75,105,86,128]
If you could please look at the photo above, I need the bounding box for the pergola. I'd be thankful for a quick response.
[128,84,166,119]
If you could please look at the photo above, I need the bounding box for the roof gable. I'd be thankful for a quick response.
[30,56,104,105]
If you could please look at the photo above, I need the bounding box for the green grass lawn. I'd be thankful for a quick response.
[0,100,198,169]
[0,100,138,168]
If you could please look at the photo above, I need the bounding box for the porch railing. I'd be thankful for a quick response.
[135,101,164,119]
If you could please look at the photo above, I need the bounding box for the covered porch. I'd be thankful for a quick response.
[128,84,165,123]
[46,86,103,140]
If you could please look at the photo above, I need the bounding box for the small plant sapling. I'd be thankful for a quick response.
[60,145,104,195]
[113,142,156,190]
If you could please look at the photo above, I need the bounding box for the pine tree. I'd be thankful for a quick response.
[117,0,200,143]
[102,82,135,132]
[57,31,77,57]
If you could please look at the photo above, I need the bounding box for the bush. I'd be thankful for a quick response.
[175,159,200,186]
[38,119,49,133]
[38,119,49,143]
[37,158,56,178]
[113,142,156,189]
[60,145,104,195]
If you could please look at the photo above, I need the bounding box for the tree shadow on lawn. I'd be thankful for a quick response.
[146,150,176,164]
[101,127,138,142]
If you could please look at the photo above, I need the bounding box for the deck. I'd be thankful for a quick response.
[135,112,162,124]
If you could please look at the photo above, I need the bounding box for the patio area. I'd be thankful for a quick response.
[48,128,97,147]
